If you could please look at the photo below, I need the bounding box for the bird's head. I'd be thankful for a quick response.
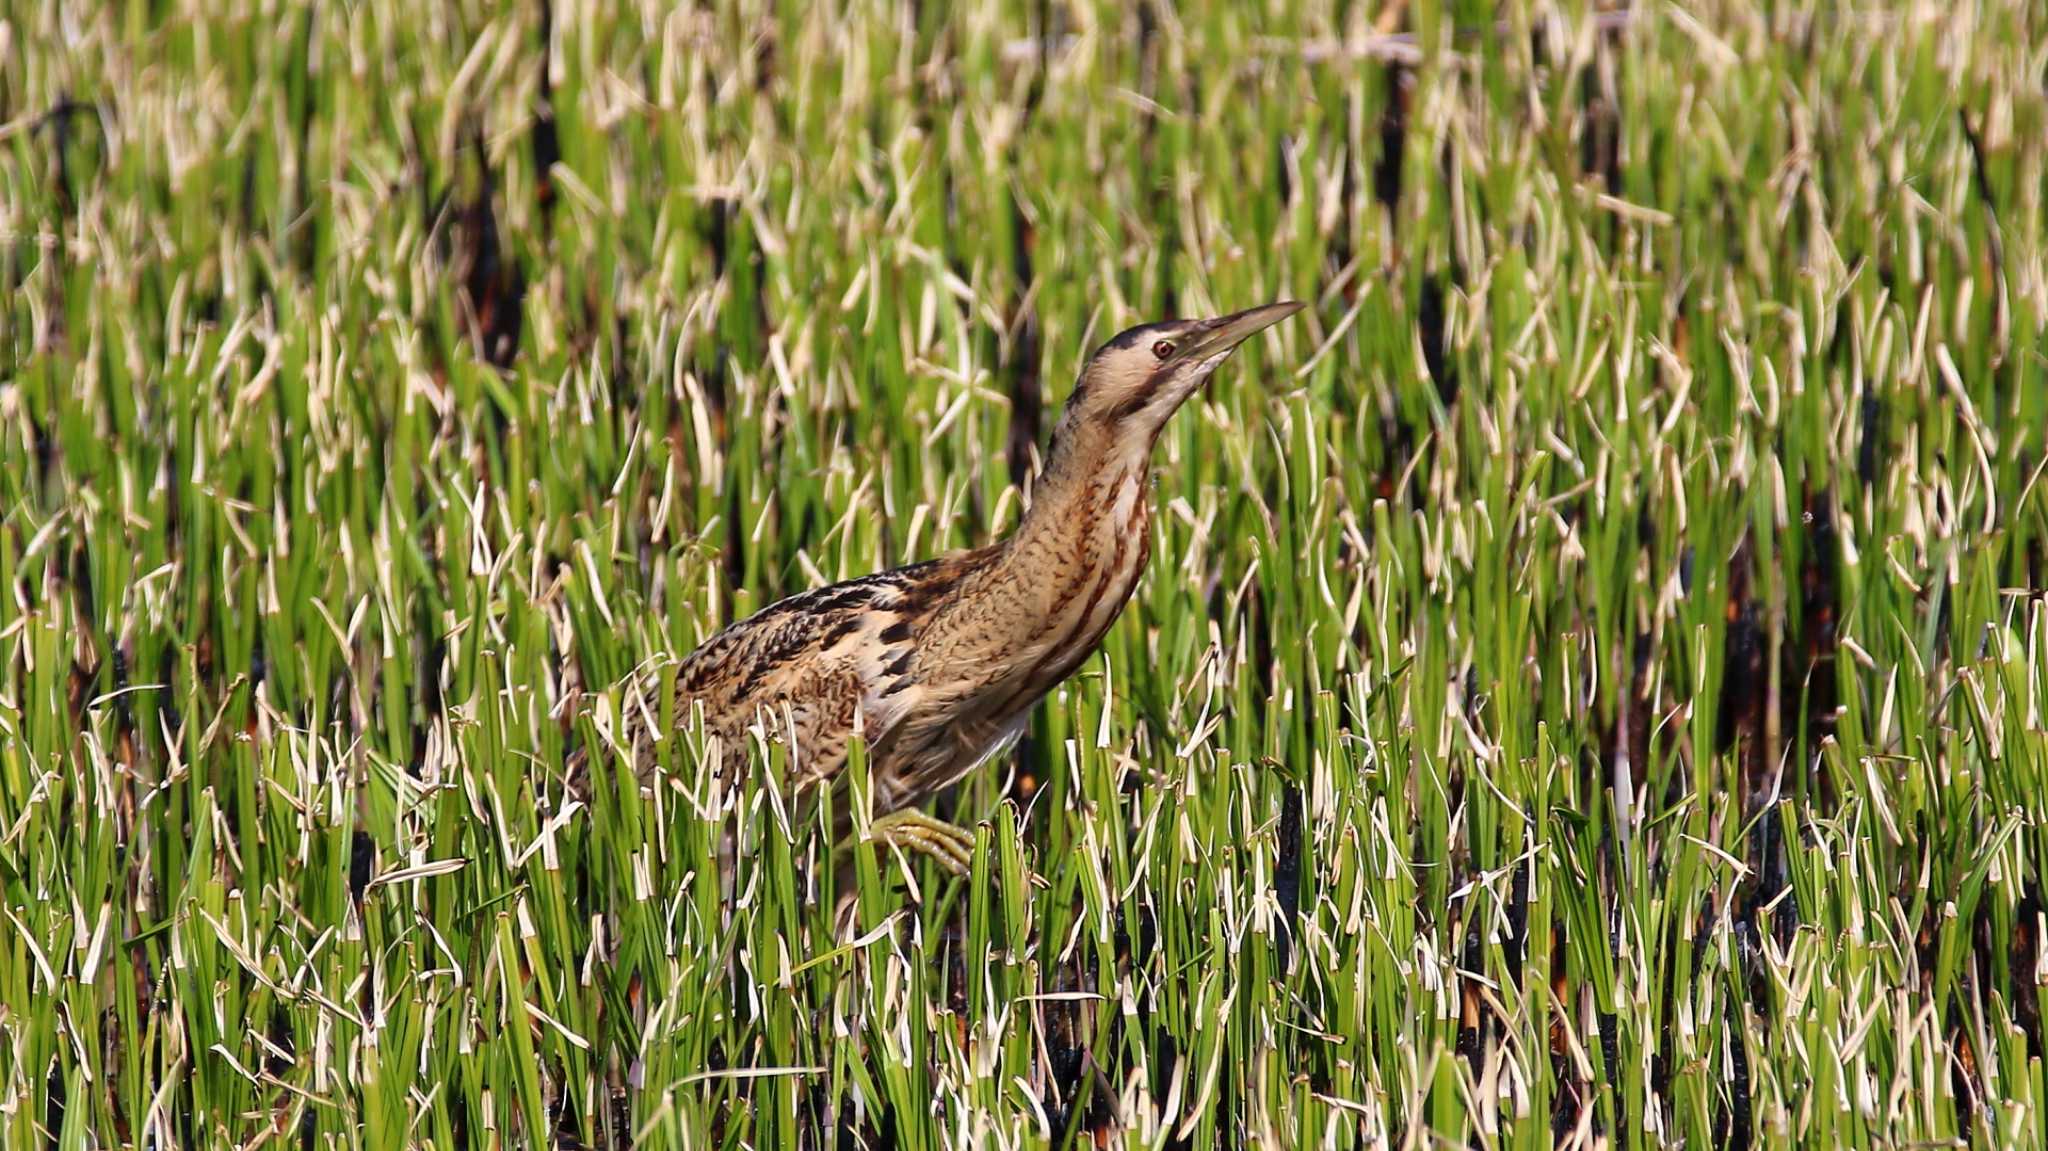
[1055,301,1305,454]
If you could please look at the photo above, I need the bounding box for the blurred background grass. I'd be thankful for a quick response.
[3,0,2047,1146]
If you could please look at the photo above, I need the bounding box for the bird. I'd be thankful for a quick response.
[668,301,1304,874]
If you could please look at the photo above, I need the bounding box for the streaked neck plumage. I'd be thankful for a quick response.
[983,415,1158,677]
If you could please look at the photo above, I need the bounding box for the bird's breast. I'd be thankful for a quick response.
[853,469,1158,806]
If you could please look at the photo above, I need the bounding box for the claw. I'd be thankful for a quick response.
[866,809,976,877]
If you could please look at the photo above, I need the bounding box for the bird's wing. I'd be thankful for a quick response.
[671,548,992,790]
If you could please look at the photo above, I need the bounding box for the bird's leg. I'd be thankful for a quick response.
[865,808,976,877]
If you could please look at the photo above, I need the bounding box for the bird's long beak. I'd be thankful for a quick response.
[1178,300,1306,363]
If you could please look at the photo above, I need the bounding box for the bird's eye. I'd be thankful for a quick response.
[1151,340,1176,360]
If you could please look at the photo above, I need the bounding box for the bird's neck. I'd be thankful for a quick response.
[964,421,1155,678]
[1013,421,1153,556]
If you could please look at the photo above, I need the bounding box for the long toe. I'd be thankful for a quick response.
[915,824,975,876]
[870,810,977,878]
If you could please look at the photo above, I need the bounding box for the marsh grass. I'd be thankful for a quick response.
[3,0,2047,1146]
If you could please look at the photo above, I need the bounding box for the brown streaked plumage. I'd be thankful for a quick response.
[672,301,1305,871]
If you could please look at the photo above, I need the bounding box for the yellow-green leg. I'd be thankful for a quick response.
[865,808,975,876]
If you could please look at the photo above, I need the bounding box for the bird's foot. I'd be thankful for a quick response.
[865,809,976,877]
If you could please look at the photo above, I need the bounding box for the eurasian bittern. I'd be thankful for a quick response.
[671,301,1304,873]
